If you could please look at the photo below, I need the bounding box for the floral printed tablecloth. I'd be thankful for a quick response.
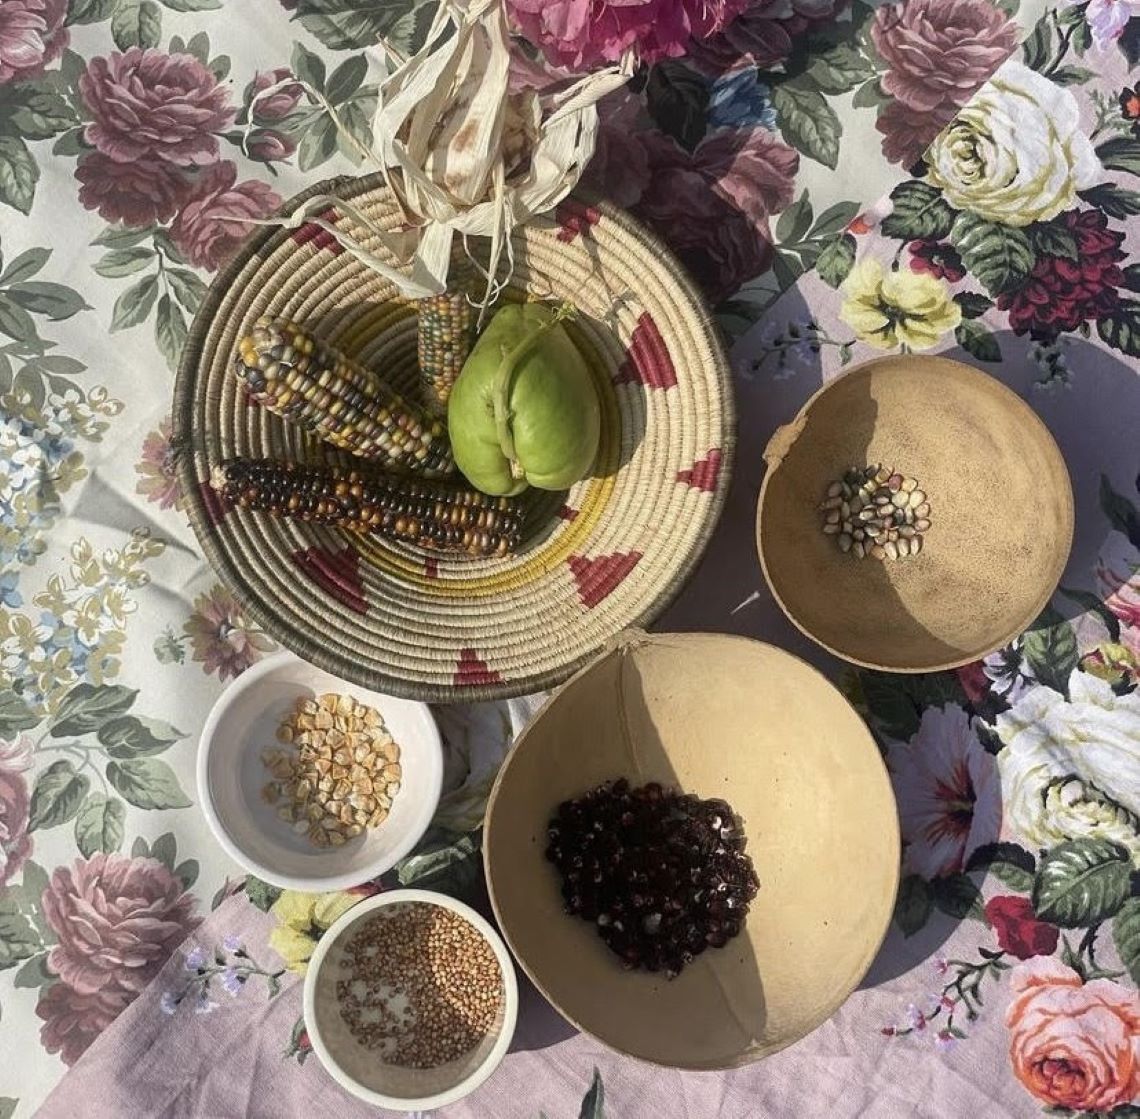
[4,0,1140,1116]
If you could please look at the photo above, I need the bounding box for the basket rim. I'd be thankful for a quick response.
[172,172,737,703]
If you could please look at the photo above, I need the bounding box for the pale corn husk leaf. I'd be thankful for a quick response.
[240,0,630,308]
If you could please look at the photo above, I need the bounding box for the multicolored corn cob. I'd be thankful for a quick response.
[210,458,524,557]
[234,318,455,478]
[417,291,475,415]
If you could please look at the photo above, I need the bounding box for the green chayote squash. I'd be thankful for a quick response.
[447,303,600,497]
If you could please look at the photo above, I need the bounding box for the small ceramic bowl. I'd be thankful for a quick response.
[197,651,443,891]
[303,890,519,1111]
[757,355,1074,672]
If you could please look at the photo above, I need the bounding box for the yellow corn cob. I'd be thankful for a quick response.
[234,318,454,478]
[210,458,523,557]
[417,291,474,414]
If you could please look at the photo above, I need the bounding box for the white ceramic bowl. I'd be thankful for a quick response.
[197,651,443,891]
[303,890,519,1111]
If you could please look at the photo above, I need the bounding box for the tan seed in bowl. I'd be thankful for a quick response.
[260,692,402,847]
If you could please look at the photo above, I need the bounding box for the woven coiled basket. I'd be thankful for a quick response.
[173,174,734,701]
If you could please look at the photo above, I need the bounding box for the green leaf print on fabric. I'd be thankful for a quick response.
[579,1069,606,1119]
[803,42,876,95]
[50,684,138,738]
[1097,299,1140,358]
[0,691,39,737]
[1113,898,1140,986]
[0,136,39,215]
[1032,839,1132,927]
[12,954,54,989]
[1096,136,1140,177]
[0,897,41,970]
[1099,475,1140,549]
[396,828,483,902]
[28,760,90,831]
[1022,607,1079,696]
[817,233,856,288]
[931,874,985,921]
[67,0,117,22]
[74,793,126,856]
[110,0,163,51]
[895,875,933,937]
[967,843,1037,893]
[950,213,1036,296]
[158,0,221,10]
[110,276,160,331]
[771,81,841,170]
[293,0,429,52]
[244,877,283,912]
[880,181,957,242]
[859,671,968,742]
[98,715,184,758]
[1,82,78,141]
[1078,183,1140,218]
[106,758,192,810]
[954,319,1002,362]
[154,293,188,373]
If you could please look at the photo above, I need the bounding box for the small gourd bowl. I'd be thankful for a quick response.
[484,630,899,1069]
[756,355,1074,672]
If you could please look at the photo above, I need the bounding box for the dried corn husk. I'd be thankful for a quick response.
[242,0,630,312]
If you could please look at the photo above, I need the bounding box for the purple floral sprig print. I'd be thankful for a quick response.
[160,939,286,1017]
[882,952,1010,1046]
[747,318,852,379]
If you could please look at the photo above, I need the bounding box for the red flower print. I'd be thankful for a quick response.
[997,209,1126,338]
[955,660,989,705]
[909,240,966,283]
[169,161,282,271]
[80,48,234,167]
[75,152,193,228]
[984,896,1059,960]
[0,0,67,85]
[1121,85,1140,122]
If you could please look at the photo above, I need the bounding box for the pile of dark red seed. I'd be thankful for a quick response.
[545,779,759,979]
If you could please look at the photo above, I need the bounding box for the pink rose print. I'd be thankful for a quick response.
[36,854,200,1065]
[36,984,133,1067]
[1096,531,1140,655]
[887,704,1000,878]
[872,0,1019,165]
[170,161,282,271]
[75,152,193,228]
[1006,957,1140,1112]
[80,48,234,167]
[0,0,68,85]
[506,0,750,69]
[0,734,33,888]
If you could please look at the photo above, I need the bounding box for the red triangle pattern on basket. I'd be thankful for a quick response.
[454,648,503,687]
[676,449,723,492]
[291,545,367,614]
[555,198,601,243]
[290,207,344,254]
[568,552,643,608]
[613,313,678,390]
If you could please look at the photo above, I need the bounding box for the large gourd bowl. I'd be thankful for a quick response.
[484,631,900,1068]
[173,176,733,701]
[757,355,1073,672]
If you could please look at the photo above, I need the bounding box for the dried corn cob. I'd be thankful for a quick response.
[210,458,523,557]
[417,291,474,414]
[234,318,455,478]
